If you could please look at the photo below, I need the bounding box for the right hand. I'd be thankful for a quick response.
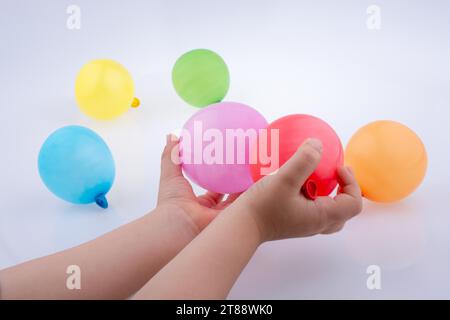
[235,138,363,242]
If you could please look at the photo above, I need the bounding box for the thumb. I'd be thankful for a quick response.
[160,134,182,182]
[276,138,323,190]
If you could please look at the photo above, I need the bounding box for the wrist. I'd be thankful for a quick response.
[224,201,268,245]
[152,203,200,240]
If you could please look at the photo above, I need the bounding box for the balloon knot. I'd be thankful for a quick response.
[95,194,108,209]
[131,97,140,108]
[302,180,318,200]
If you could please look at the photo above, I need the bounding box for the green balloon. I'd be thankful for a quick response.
[172,49,230,107]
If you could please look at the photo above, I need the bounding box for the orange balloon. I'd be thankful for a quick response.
[345,120,427,203]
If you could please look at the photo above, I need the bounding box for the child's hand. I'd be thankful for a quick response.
[157,135,241,234]
[236,138,363,242]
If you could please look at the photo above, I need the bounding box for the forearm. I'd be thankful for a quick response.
[0,204,197,299]
[133,203,262,299]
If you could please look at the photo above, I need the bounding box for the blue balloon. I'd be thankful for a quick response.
[38,126,115,209]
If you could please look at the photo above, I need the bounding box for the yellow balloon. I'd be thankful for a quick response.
[345,120,427,203]
[75,59,139,120]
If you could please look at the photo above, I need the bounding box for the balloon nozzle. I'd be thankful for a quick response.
[95,194,108,209]
[131,97,140,108]
[302,180,318,200]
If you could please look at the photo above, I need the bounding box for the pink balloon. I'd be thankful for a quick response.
[180,102,268,194]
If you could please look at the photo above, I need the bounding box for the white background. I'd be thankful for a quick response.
[1,0,449,299]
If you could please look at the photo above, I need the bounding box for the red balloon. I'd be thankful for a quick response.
[250,114,343,199]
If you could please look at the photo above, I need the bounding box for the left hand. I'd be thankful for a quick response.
[156,135,241,234]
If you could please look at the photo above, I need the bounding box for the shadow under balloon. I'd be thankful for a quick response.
[229,236,351,299]
[0,230,20,268]
[341,198,427,271]
[2,186,143,266]
[229,198,428,299]
[50,203,127,251]
[360,198,416,215]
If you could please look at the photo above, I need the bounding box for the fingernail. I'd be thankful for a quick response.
[306,138,323,153]
[166,134,172,144]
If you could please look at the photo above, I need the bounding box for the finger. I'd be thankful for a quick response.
[332,167,362,218]
[336,166,361,199]
[197,192,225,208]
[316,167,363,223]
[277,138,323,190]
[321,223,345,235]
[160,134,182,182]
[217,193,243,209]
